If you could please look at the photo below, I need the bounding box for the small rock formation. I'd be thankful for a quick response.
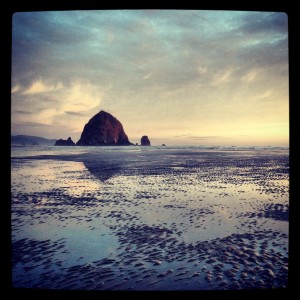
[141,135,151,146]
[76,110,132,146]
[162,144,166,146]
[55,137,75,146]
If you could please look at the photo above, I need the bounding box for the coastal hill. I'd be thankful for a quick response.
[11,135,57,146]
[76,110,132,146]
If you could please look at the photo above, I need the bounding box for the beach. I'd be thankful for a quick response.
[11,146,289,290]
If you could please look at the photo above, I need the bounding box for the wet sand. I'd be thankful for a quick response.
[11,147,289,290]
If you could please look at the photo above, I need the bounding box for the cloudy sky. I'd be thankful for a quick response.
[11,10,289,146]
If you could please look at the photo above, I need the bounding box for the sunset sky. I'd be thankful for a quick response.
[11,10,289,146]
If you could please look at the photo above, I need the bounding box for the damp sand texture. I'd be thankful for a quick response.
[11,146,289,290]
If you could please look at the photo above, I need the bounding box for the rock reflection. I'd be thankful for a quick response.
[83,160,123,182]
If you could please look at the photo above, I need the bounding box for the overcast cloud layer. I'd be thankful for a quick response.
[11,10,289,146]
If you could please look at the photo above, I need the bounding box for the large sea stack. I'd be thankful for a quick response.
[76,110,132,146]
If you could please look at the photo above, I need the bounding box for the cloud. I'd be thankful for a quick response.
[174,134,230,140]
[11,85,21,94]
[13,121,53,128]
[64,111,86,116]
[14,110,32,115]
[211,69,233,86]
[188,136,231,140]
[174,134,191,138]
[241,68,262,83]
[197,65,207,76]
[59,80,102,114]
[11,10,288,96]
[143,72,152,80]
[21,79,63,95]
[255,90,273,100]
[237,12,288,35]
[12,78,104,137]
[11,10,289,145]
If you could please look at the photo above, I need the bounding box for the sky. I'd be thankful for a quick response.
[11,10,289,146]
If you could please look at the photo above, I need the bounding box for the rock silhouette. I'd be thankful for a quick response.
[76,111,132,146]
[55,137,75,146]
[141,136,151,146]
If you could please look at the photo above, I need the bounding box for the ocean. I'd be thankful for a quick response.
[11,145,289,290]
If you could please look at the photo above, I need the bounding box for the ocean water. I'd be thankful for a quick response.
[11,145,289,290]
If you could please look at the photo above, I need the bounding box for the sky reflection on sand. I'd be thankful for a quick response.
[11,147,289,290]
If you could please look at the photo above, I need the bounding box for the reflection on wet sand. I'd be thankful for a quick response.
[11,148,289,290]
